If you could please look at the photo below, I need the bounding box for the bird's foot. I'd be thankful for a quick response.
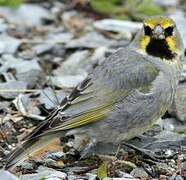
[122,143,166,163]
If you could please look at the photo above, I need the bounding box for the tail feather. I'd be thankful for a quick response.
[5,132,63,170]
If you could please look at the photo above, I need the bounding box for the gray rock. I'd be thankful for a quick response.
[86,173,97,180]
[18,161,34,170]
[0,101,9,118]
[51,74,86,88]
[32,44,54,56]
[16,69,45,88]
[103,176,138,180]
[0,55,45,88]
[153,0,179,7]
[68,175,88,180]
[0,55,41,73]
[169,175,184,180]
[128,130,186,151]
[51,45,66,57]
[21,166,67,180]
[0,81,27,99]
[169,83,186,121]
[45,151,65,160]
[0,170,19,180]
[180,59,186,82]
[38,87,66,109]
[54,50,91,75]
[0,18,8,33]
[90,47,109,65]
[162,118,186,133]
[118,171,139,179]
[170,10,186,48]
[0,35,21,54]
[66,32,116,49]
[13,94,44,120]
[46,32,73,45]
[94,19,142,34]
[144,131,186,150]
[181,161,186,176]
[0,4,53,27]
[130,168,148,179]
[52,50,91,88]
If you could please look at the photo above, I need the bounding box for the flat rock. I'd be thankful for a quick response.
[51,74,86,88]
[0,80,27,99]
[66,32,116,48]
[16,69,45,88]
[153,0,179,7]
[32,44,54,56]
[46,32,73,45]
[20,166,67,180]
[38,87,66,109]
[162,118,186,133]
[0,55,45,88]
[0,4,53,27]
[94,19,142,34]
[0,35,21,54]
[0,170,19,180]
[169,83,186,121]
[128,131,186,151]
[170,10,186,48]
[13,94,43,120]
[0,18,8,33]
[52,50,91,88]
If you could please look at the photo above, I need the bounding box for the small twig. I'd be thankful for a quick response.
[122,143,162,162]
[0,89,62,93]
[49,76,60,106]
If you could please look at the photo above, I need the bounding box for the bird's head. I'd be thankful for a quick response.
[133,16,184,60]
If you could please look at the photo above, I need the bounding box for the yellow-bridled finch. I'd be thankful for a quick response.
[5,16,184,170]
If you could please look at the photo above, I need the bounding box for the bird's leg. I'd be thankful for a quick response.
[66,134,97,159]
[114,144,121,157]
[122,142,163,162]
[80,138,97,159]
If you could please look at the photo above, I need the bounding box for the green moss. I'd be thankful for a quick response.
[90,0,123,14]
[90,0,164,21]
[39,177,46,180]
[0,0,23,8]
[97,161,108,180]
[132,0,164,20]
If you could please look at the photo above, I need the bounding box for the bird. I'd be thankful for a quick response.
[5,16,184,170]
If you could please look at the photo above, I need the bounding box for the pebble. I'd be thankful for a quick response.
[130,167,148,179]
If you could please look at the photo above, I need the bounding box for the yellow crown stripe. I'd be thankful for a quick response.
[144,17,174,29]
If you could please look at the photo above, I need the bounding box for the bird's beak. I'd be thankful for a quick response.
[152,25,165,40]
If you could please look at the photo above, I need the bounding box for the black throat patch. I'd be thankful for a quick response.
[146,39,176,60]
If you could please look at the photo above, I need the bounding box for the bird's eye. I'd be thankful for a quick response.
[164,26,174,36]
[144,26,152,36]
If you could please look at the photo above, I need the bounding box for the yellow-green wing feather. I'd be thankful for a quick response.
[45,104,112,132]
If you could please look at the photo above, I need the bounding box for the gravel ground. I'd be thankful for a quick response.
[0,0,186,179]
